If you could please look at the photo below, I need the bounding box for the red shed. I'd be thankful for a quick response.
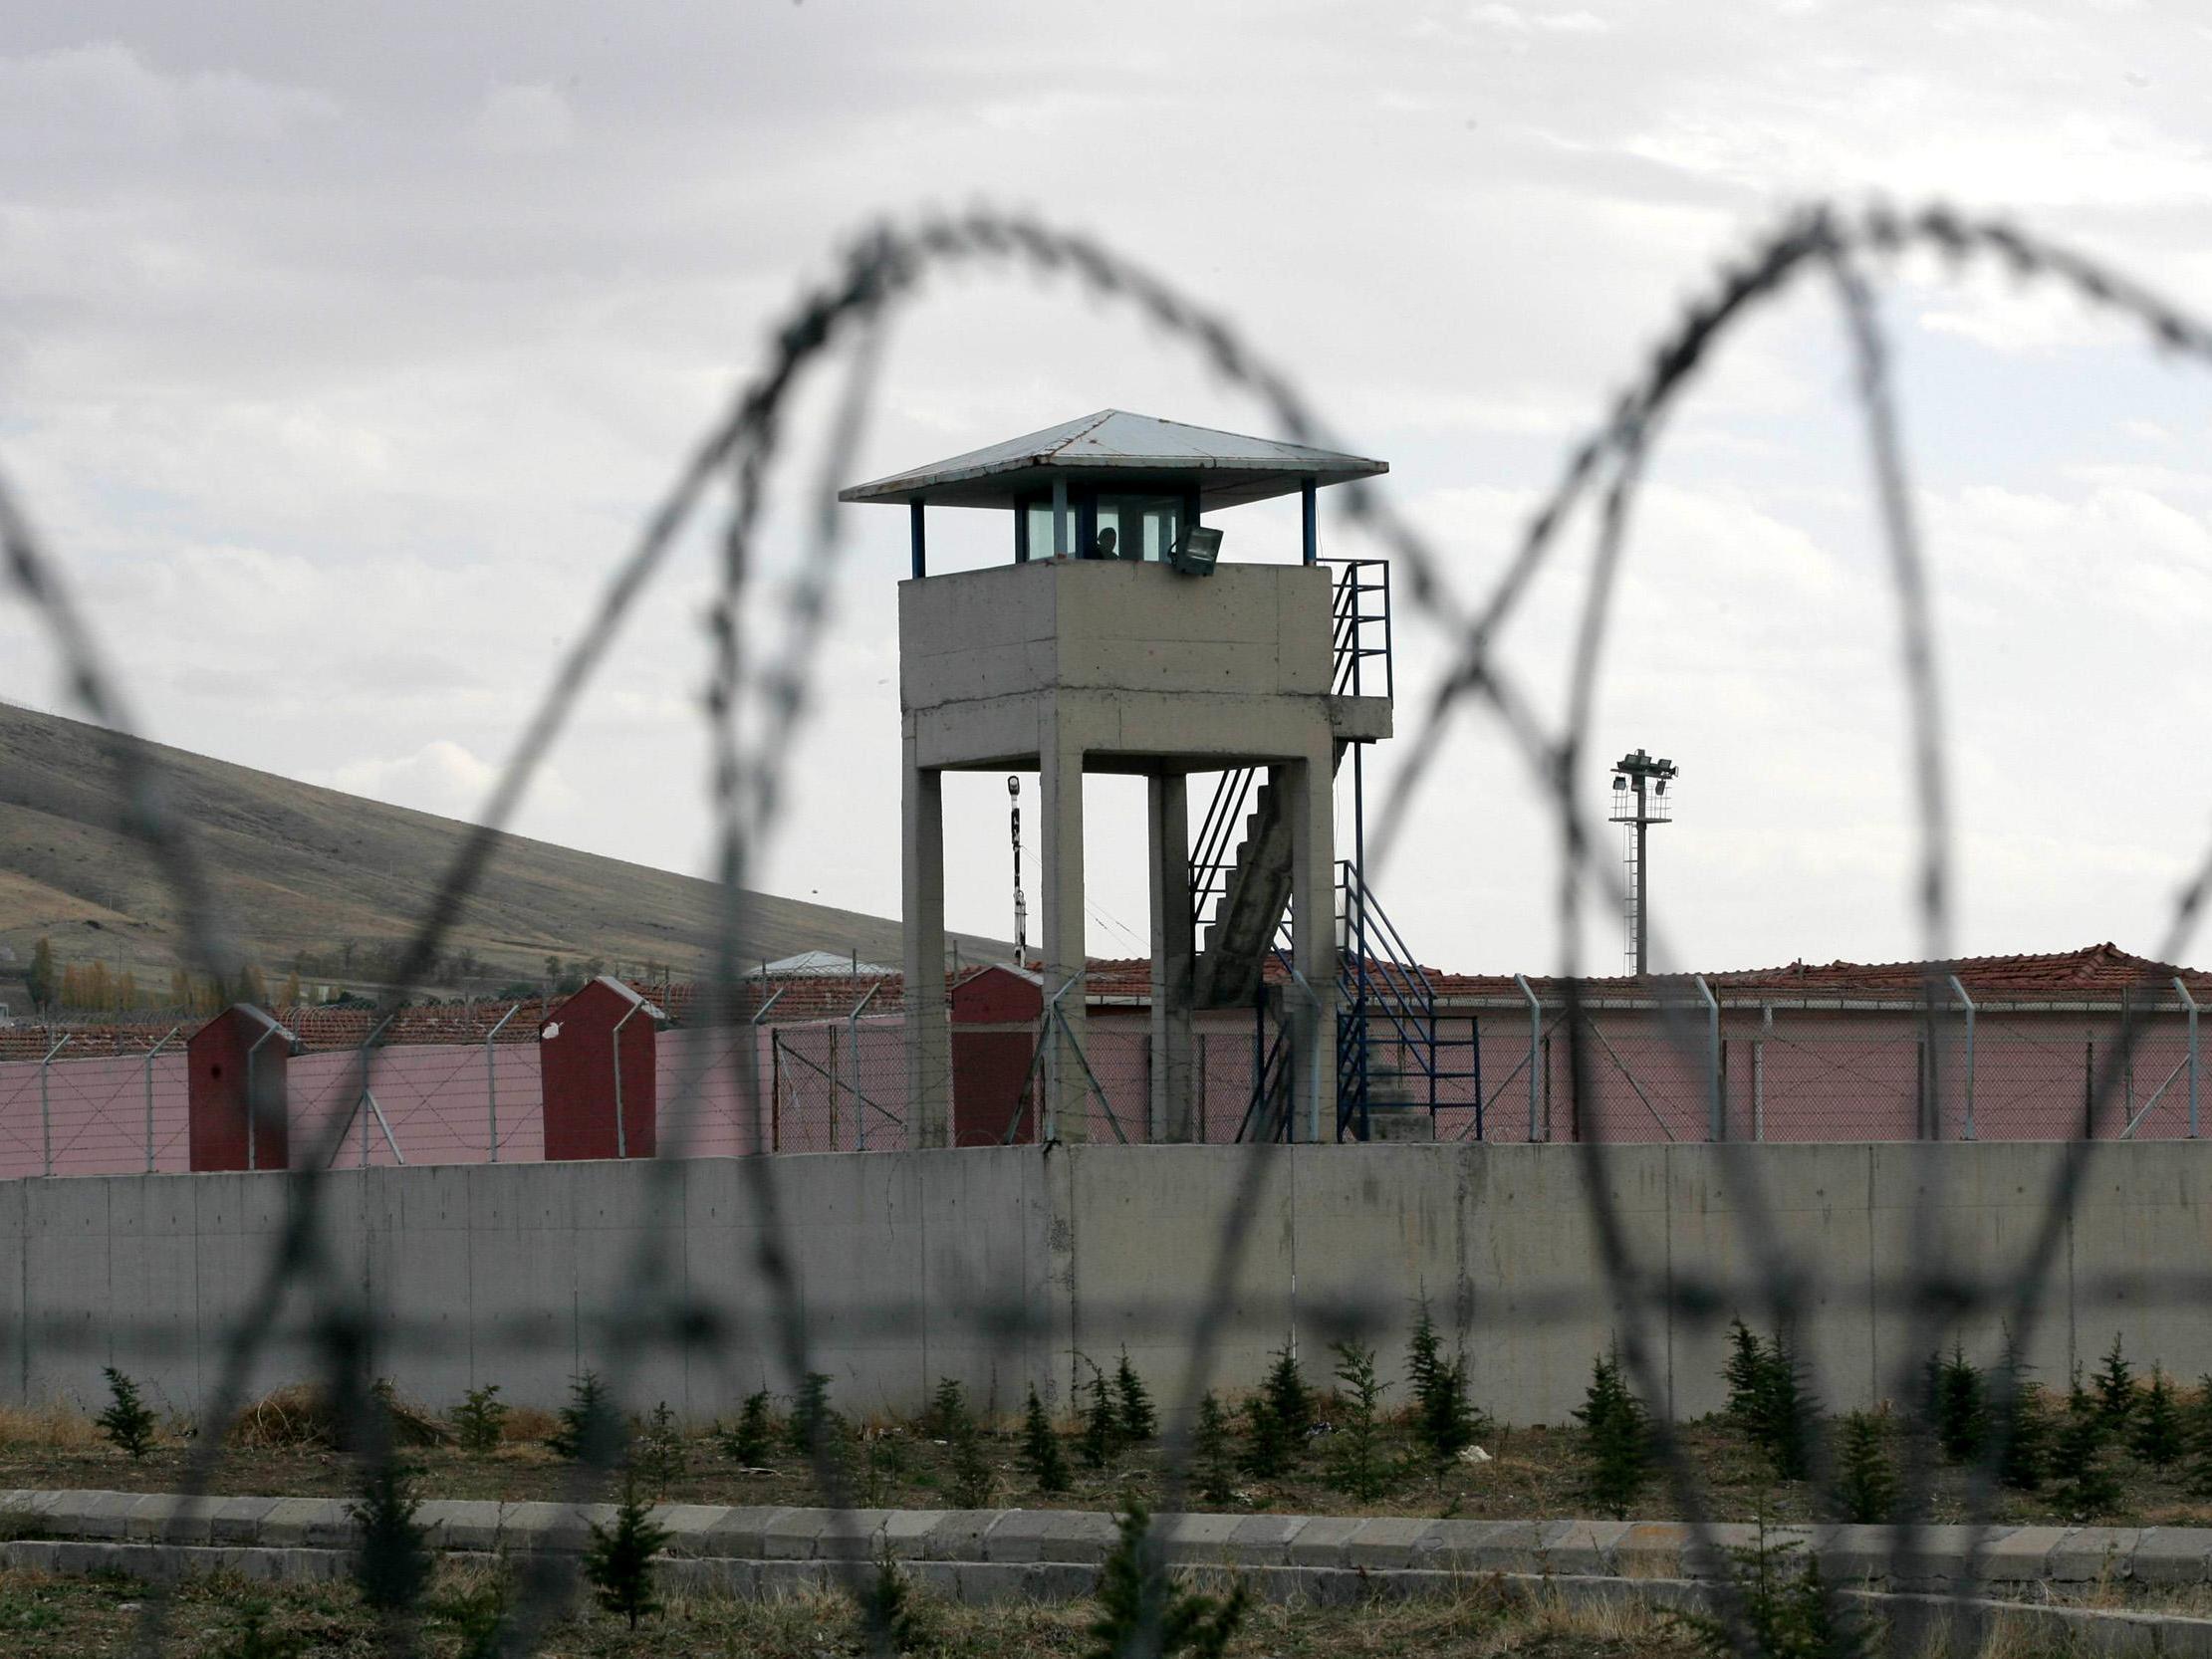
[540,977,664,1161]
[951,964,1043,1147]
[187,1005,298,1172]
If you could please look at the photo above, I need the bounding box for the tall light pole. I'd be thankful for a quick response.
[1608,749,1678,977]
[1008,775,1028,968]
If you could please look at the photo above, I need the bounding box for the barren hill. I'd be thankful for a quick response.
[0,701,1001,997]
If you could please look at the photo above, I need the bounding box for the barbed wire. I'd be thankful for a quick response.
[4,197,2212,1657]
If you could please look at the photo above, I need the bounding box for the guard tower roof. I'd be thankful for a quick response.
[837,409,1386,511]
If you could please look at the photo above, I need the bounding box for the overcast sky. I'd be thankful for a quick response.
[5,0,2212,977]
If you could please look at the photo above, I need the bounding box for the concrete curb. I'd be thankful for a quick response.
[11,1493,2211,1591]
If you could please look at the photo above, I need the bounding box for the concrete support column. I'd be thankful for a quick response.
[1287,735,1339,1141]
[1148,770,1195,1141]
[902,727,951,1148]
[1041,723,1089,1141]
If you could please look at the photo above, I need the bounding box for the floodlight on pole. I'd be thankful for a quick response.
[1607,748,1679,977]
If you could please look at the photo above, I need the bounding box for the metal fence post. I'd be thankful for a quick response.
[610,999,644,1159]
[1694,976,1721,1140]
[38,1034,69,1176]
[482,1003,521,1162]
[1949,973,1976,1141]
[848,982,882,1151]
[1754,1003,1769,1141]
[1514,974,1543,1141]
[2178,978,2200,1139]
[142,1025,179,1174]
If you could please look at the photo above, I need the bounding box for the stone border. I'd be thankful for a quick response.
[6,1493,2209,1593]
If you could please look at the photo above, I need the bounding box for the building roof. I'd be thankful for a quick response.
[838,409,1387,512]
[5,944,2200,1064]
[1427,943,2212,1008]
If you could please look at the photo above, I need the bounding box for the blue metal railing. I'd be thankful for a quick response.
[1325,558,1392,700]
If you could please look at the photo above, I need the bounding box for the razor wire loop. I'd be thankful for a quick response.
[3,199,2212,1657]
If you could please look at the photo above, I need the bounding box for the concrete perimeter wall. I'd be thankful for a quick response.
[4,1142,2204,1427]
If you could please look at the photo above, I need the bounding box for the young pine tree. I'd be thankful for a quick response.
[856,1553,932,1657]
[2183,1376,2212,1498]
[938,1384,995,1509]
[717,1390,775,1468]
[1991,1340,2049,1492]
[1325,1339,1390,1502]
[1572,1351,1650,1521]
[1927,1343,1987,1463]
[1723,1318,1769,1426]
[2050,1396,2123,1520]
[1405,1304,1484,1473]
[450,1384,507,1457]
[1088,1499,1251,1659]
[631,1402,686,1496]
[789,1372,838,1458]
[1080,1361,1123,1471]
[1753,1328,1818,1483]
[1113,1348,1158,1445]
[549,1370,623,1464]
[1192,1392,1238,1507]
[1240,1342,1313,1480]
[2093,1333,2136,1427]
[348,1459,431,1620]
[1832,1409,1898,1525]
[2133,1366,2186,1469]
[97,1367,158,1462]
[584,1478,670,1632]
[928,1376,971,1441]
[1021,1386,1071,1494]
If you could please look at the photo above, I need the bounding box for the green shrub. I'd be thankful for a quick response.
[2050,1397,2123,1519]
[789,1371,838,1458]
[631,1401,685,1496]
[1405,1304,1485,1473]
[96,1367,158,1462]
[1925,1343,1986,1463]
[1088,1499,1250,1659]
[211,1599,303,1659]
[450,1384,506,1457]
[1021,1387,1070,1494]
[856,1552,934,1655]
[348,1459,430,1618]
[1238,1340,1314,1481]
[1192,1392,1237,1507]
[1832,1409,1897,1525]
[2093,1334,2135,1426]
[1573,1351,1649,1520]
[1114,1348,1157,1444]
[1080,1359,1122,1470]
[548,1370,623,1464]
[1674,1524,1872,1659]
[1325,1339,1390,1502]
[717,1390,775,1468]
[2134,1366,2185,1469]
[583,1478,669,1632]
[2183,1376,2212,1497]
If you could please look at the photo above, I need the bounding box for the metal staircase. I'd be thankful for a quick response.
[1188,559,1479,1141]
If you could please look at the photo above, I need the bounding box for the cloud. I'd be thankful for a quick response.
[310,739,577,824]
[467,83,576,156]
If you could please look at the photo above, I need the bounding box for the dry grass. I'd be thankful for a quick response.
[499,1403,558,1445]
[225,1382,452,1451]
[0,1405,100,1453]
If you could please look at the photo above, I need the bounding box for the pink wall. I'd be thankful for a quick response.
[0,1005,2196,1178]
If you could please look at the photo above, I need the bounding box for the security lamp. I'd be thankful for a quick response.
[1007,776,1019,797]
[1169,525,1223,576]
[1611,776,1627,791]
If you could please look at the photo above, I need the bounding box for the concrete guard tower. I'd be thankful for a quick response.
[841,409,1392,1144]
